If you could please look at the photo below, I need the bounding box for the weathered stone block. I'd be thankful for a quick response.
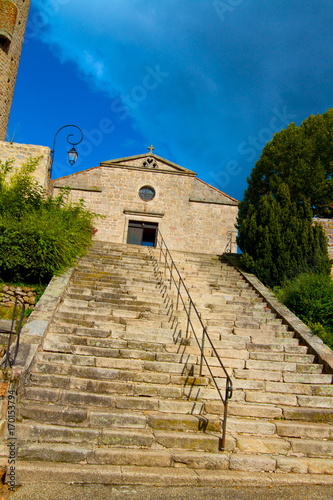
[234,369,282,382]
[276,420,333,439]
[298,395,333,408]
[276,457,308,474]
[90,411,146,428]
[101,429,153,448]
[306,458,333,474]
[229,455,276,472]
[290,438,333,457]
[245,359,296,372]
[89,448,171,467]
[283,407,333,422]
[245,391,297,406]
[236,436,291,455]
[265,381,312,395]
[18,443,90,463]
[172,451,230,470]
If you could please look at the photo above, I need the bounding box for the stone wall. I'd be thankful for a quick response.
[0,0,31,140]
[1,285,36,309]
[316,218,333,260]
[53,162,238,255]
[0,140,51,191]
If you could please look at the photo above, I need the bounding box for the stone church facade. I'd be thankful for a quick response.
[53,152,239,254]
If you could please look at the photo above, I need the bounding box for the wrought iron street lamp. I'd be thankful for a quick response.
[49,124,83,177]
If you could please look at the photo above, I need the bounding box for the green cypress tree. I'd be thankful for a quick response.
[238,183,331,287]
[238,109,333,287]
[239,109,333,220]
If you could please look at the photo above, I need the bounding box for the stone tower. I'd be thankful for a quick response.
[0,0,31,140]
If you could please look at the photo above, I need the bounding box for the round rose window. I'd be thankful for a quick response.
[139,185,155,201]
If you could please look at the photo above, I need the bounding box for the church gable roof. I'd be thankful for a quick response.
[190,178,238,206]
[100,153,196,176]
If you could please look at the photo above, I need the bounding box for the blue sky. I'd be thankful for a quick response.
[7,0,333,201]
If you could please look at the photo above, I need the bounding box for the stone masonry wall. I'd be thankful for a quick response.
[0,140,51,191]
[1,285,36,309]
[0,0,31,140]
[316,218,333,260]
[53,165,238,254]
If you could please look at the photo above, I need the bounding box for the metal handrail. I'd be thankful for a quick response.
[0,292,25,368]
[149,231,233,450]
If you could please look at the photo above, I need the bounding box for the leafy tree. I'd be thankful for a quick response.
[238,183,331,287]
[0,158,96,284]
[239,109,333,220]
[237,109,333,287]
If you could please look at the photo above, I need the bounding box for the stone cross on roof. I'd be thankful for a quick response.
[147,145,155,154]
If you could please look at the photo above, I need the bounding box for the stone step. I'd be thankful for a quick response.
[69,279,161,292]
[33,361,205,388]
[17,422,157,447]
[35,352,198,376]
[59,301,166,314]
[153,430,226,452]
[283,373,332,384]
[247,351,315,363]
[14,458,333,482]
[28,373,209,401]
[73,270,159,281]
[312,385,333,396]
[41,341,198,365]
[42,335,181,356]
[243,391,333,409]
[98,410,219,432]
[297,395,333,409]
[23,387,205,413]
[275,420,333,439]
[246,343,308,354]
[115,330,181,344]
[231,434,333,459]
[297,364,324,374]
[281,407,333,423]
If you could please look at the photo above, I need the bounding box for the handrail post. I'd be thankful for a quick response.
[159,242,162,263]
[186,301,192,338]
[199,326,206,376]
[0,293,24,368]
[221,398,229,451]
[176,277,181,310]
[164,249,167,278]
[169,261,173,289]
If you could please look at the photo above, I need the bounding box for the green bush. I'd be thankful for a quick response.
[275,273,333,327]
[307,322,333,350]
[0,158,97,284]
[275,273,333,349]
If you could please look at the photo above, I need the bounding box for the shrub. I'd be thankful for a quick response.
[0,158,97,284]
[307,322,333,350]
[275,273,333,327]
[275,273,333,349]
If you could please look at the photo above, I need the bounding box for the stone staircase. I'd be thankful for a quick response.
[15,241,333,482]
